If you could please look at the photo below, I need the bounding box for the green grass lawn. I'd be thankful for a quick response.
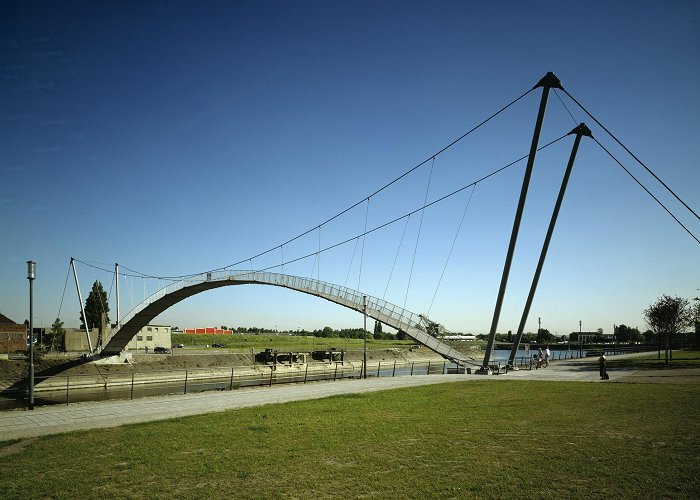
[1,381,698,498]
[172,333,420,351]
[607,349,700,369]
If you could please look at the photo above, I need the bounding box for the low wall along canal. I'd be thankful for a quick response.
[0,359,467,411]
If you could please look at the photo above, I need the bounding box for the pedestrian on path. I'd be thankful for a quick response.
[545,346,551,367]
[599,352,608,380]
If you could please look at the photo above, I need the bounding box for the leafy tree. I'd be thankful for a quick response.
[538,328,555,343]
[81,280,109,330]
[614,324,642,343]
[642,329,655,343]
[373,320,383,340]
[644,295,693,364]
[49,317,66,351]
[615,324,631,342]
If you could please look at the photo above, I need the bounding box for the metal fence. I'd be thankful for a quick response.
[0,359,464,411]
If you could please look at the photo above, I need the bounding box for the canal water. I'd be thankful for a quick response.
[485,347,642,364]
[0,360,461,411]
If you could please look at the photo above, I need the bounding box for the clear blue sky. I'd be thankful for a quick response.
[2,1,698,336]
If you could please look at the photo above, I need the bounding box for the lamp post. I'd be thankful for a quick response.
[579,320,582,358]
[27,261,36,410]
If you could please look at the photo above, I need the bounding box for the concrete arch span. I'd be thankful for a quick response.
[101,271,473,365]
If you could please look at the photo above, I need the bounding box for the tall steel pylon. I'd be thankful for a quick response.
[481,72,562,372]
[507,123,593,368]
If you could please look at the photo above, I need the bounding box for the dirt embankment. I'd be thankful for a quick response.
[1,347,461,380]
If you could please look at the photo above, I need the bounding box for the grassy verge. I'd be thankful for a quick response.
[607,349,700,369]
[172,333,419,351]
[1,381,698,498]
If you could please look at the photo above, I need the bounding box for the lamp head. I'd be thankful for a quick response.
[27,261,36,280]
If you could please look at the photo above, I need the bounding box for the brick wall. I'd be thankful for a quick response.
[0,323,27,354]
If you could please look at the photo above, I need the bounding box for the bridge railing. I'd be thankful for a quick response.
[104,270,467,361]
[102,272,218,348]
[239,271,424,334]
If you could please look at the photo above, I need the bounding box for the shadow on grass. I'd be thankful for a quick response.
[607,359,700,370]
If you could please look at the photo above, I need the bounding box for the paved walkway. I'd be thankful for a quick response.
[0,352,690,441]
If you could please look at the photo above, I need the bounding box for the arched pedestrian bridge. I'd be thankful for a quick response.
[100,271,474,365]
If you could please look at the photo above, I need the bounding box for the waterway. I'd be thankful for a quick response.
[0,360,462,411]
[485,346,650,364]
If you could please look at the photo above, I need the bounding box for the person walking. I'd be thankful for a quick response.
[599,352,607,380]
[545,346,551,367]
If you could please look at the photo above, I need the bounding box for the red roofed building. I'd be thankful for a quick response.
[0,313,27,355]
[184,327,234,335]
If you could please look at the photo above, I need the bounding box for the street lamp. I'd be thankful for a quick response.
[579,320,582,358]
[27,261,36,410]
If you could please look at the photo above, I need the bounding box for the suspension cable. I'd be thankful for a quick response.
[553,89,578,125]
[107,269,115,302]
[251,134,570,274]
[344,236,361,287]
[593,138,699,245]
[56,262,71,321]
[110,86,537,281]
[357,198,370,290]
[75,132,568,283]
[383,215,411,300]
[404,157,436,308]
[562,88,699,222]
[428,183,477,315]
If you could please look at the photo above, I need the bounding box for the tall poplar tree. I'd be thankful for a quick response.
[81,280,110,330]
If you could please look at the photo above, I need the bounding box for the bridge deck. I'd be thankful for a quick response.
[101,271,475,365]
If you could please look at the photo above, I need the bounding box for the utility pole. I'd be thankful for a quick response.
[481,72,562,373]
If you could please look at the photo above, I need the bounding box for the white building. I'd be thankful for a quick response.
[125,325,172,351]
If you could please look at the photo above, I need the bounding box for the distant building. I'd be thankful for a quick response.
[183,327,234,335]
[443,334,476,341]
[64,328,100,352]
[63,324,172,352]
[0,313,27,356]
[572,331,615,342]
[125,325,172,351]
